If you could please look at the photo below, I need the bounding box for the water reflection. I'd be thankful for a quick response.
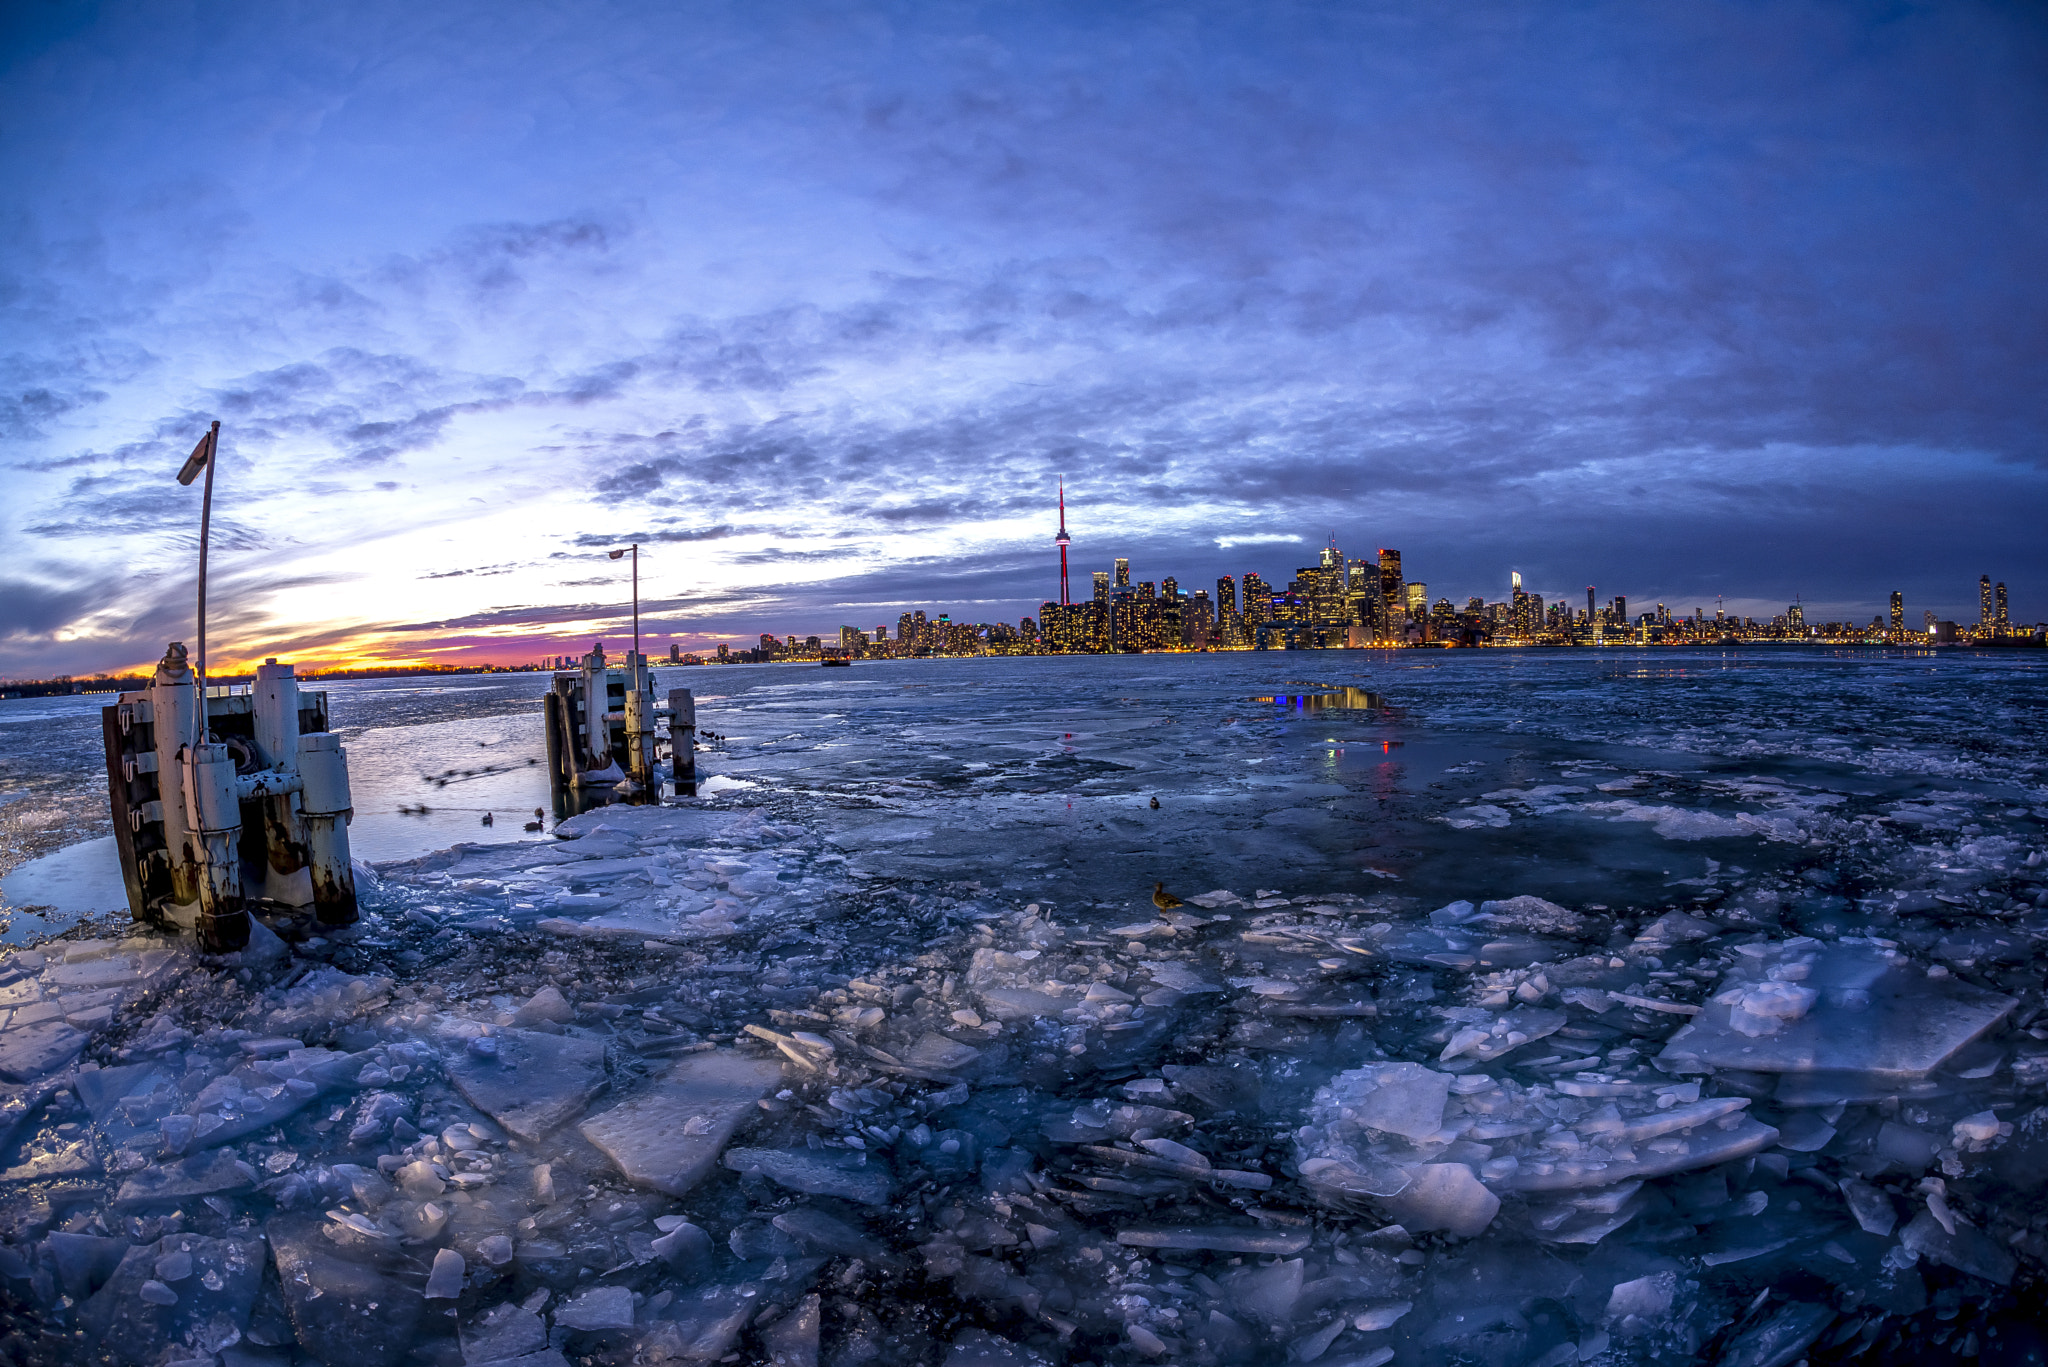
[1253,687,1383,712]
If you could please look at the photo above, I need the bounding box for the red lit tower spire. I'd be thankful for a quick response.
[1056,481,1072,605]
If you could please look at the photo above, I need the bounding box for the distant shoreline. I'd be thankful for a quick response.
[5,637,2041,699]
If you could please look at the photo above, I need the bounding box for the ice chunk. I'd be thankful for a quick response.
[1327,1062,1451,1140]
[649,1220,715,1280]
[444,1027,608,1143]
[1605,1273,1675,1321]
[773,1208,886,1260]
[1115,1226,1312,1255]
[1877,1121,1940,1171]
[723,1146,894,1205]
[555,1284,636,1331]
[462,1302,547,1364]
[1900,1210,2016,1285]
[0,1020,87,1082]
[579,1049,783,1196]
[1443,1007,1566,1063]
[1952,1110,2004,1147]
[1723,981,1816,1037]
[268,1214,424,1367]
[1839,1177,1897,1236]
[902,1032,982,1074]
[1478,895,1580,933]
[977,986,1073,1021]
[1224,1257,1305,1327]
[425,1248,465,1299]
[640,1283,758,1363]
[1378,1163,1499,1237]
[112,1148,257,1210]
[1773,1110,1837,1152]
[1715,1302,1836,1367]
[513,985,574,1026]
[79,1234,264,1366]
[47,1232,131,1300]
[763,1293,821,1367]
[1503,1115,1781,1192]
[1660,943,2014,1081]
[75,1062,165,1121]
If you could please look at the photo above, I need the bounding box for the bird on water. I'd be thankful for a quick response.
[1152,882,1184,912]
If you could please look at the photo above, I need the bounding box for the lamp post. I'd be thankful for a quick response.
[176,421,221,736]
[608,543,640,656]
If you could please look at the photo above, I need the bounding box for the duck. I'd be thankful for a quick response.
[1149,796,1160,809]
[1152,882,1184,912]
[481,812,494,827]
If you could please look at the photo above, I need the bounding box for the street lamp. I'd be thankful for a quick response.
[608,543,640,657]
[176,421,221,735]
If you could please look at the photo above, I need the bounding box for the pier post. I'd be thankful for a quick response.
[669,688,696,786]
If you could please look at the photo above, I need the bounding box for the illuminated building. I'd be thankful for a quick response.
[1216,575,1236,621]
[1980,575,1993,626]
[1996,582,2009,633]
[1378,550,1403,637]
[1890,592,1903,637]
[1242,573,1273,629]
[1115,558,1130,590]
[1345,564,1377,636]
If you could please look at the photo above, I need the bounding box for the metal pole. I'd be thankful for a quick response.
[195,421,219,738]
[632,543,640,656]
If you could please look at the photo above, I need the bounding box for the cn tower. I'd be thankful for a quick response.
[1055,481,1072,605]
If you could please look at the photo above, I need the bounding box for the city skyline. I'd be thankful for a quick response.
[5,4,2046,677]
[1,485,2037,678]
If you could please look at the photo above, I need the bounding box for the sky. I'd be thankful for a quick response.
[4,0,2046,675]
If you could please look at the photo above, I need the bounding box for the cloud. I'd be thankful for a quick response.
[5,1,2047,675]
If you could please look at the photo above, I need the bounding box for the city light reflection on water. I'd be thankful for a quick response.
[1253,687,1384,711]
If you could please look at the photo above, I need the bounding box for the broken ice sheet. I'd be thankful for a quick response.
[1659,940,2015,1081]
[443,1026,608,1142]
[579,1049,784,1196]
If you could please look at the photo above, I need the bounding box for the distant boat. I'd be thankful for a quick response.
[821,658,852,668]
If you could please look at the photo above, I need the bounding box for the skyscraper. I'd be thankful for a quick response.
[1889,592,1903,636]
[1377,550,1403,636]
[1216,575,1236,623]
[1586,586,1596,621]
[1996,582,2009,631]
[1242,572,1273,628]
[1115,558,1131,590]
[1980,576,1993,625]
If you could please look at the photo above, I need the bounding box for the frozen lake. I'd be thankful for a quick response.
[0,647,2044,1366]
